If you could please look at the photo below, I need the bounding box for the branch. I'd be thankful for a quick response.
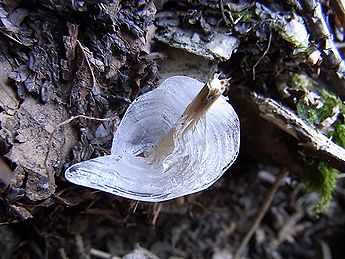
[251,91,345,171]
[298,0,345,97]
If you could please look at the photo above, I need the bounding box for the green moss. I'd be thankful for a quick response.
[304,162,337,214]
[289,74,341,213]
[333,124,345,147]
[290,74,344,133]
[296,89,342,126]
[296,102,319,125]
[231,10,253,22]
[225,9,253,23]
[290,73,316,90]
[270,19,308,49]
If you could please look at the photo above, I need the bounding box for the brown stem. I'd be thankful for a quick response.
[233,169,289,259]
[153,75,228,159]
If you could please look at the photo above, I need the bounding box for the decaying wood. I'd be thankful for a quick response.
[155,6,240,61]
[299,0,345,97]
[251,91,345,172]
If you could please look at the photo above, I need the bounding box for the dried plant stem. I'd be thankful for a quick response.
[153,75,226,159]
[147,203,162,225]
[89,248,121,259]
[44,115,116,188]
[76,40,96,86]
[253,31,272,80]
[219,0,231,26]
[233,169,289,259]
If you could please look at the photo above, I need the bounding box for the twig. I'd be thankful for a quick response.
[90,248,120,259]
[147,203,162,225]
[251,91,345,172]
[44,115,116,188]
[252,31,272,80]
[76,40,96,87]
[0,30,30,47]
[132,200,140,213]
[219,0,232,26]
[233,169,289,259]
[298,0,345,97]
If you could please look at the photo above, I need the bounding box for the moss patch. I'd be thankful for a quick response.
[290,74,342,213]
[303,162,337,214]
[296,89,343,127]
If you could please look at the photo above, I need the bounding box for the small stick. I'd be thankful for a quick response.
[147,202,162,225]
[233,169,289,259]
[253,92,345,172]
[219,0,232,26]
[90,248,121,259]
[252,31,272,81]
[76,40,96,86]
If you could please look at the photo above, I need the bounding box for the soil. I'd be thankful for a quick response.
[1,1,345,258]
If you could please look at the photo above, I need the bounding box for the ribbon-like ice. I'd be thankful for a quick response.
[65,76,240,202]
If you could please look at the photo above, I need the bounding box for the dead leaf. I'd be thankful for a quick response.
[4,97,76,201]
[0,157,12,189]
[0,53,19,115]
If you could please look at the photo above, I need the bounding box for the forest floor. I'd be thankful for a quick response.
[1,0,345,258]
